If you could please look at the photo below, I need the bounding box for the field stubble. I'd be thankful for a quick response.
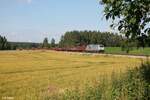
[0,50,142,99]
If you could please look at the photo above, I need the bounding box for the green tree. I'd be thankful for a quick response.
[3,37,8,50]
[0,35,11,50]
[59,31,123,47]
[101,0,150,48]
[42,37,49,48]
[0,36,3,49]
[51,38,55,47]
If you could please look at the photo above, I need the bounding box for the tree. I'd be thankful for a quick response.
[0,35,3,50]
[101,0,150,48]
[42,37,49,48]
[51,38,55,47]
[59,31,124,47]
[0,35,10,50]
[3,37,8,50]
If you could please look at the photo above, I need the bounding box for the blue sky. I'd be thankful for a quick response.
[0,0,113,43]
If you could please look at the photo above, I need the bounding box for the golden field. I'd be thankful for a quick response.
[0,50,143,99]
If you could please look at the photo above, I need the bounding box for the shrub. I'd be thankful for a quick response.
[52,61,150,100]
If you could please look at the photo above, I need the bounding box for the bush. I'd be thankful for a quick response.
[49,61,150,100]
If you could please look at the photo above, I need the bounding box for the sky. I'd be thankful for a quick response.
[0,0,113,43]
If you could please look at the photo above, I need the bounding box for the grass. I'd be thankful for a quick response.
[0,50,143,99]
[105,47,150,56]
[52,61,150,100]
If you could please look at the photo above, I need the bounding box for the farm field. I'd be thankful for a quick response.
[105,47,150,56]
[0,50,143,99]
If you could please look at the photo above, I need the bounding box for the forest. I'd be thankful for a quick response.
[0,31,124,50]
[59,31,124,47]
[1,30,150,50]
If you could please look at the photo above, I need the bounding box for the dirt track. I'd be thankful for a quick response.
[98,53,150,59]
[63,51,150,59]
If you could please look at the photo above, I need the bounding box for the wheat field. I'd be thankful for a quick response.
[0,50,142,99]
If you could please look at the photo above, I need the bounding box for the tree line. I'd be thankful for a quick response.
[1,29,150,51]
[10,42,40,50]
[0,35,40,50]
[0,35,56,50]
[10,38,56,50]
[59,31,124,47]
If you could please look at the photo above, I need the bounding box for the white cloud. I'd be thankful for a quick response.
[28,40,32,42]
[17,0,32,4]
[27,0,32,4]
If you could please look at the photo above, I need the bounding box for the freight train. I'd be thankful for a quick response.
[52,44,105,53]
